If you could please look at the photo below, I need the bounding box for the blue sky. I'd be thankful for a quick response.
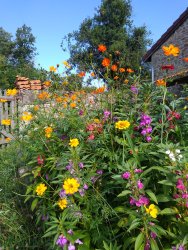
[0,0,187,70]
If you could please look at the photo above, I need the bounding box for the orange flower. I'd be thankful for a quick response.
[127,68,134,73]
[43,81,51,87]
[156,79,166,87]
[90,72,95,77]
[114,76,119,80]
[37,91,50,100]
[102,58,110,67]
[70,102,76,108]
[78,72,85,77]
[98,44,107,53]
[111,64,118,71]
[183,57,188,62]
[162,44,180,57]
[92,86,105,94]
[49,66,57,72]
[124,79,129,84]
[56,96,63,103]
[71,94,77,101]
[34,105,39,111]
[119,68,125,73]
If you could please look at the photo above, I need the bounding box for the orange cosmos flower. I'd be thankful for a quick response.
[90,72,95,77]
[183,57,188,62]
[78,72,85,77]
[98,44,107,53]
[56,96,63,103]
[34,105,39,111]
[102,58,110,67]
[37,91,50,100]
[119,68,125,73]
[156,79,166,87]
[114,76,119,80]
[92,86,105,94]
[71,94,77,101]
[43,81,51,87]
[111,64,118,71]
[49,66,57,72]
[127,68,134,73]
[70,103,76,108]
[162,44,180,57]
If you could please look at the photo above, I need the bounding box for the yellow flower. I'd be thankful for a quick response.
[0,99,7,102]
[20,112,33,122]
[45,127,53,138]
[69,138,79,147]
[1,119,11,126]
[37,91,50,100]
[63,178,80,195]
[34,105,39,111]
[124,79,129,84]
[62,81,69,85]
[43,81,51,87]
[49,66,57,72]
[115,120,130,130]
[6,89,18,96]
[145,204,158,218]
[57,198,68,210]
[62,61,71,68]
[36,183,47,196]
[162,44,180,57]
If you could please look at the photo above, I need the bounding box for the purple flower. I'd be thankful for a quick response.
[146,136,152,142]
[137,180,144,189]
[56,235,68,247]
[179,245,185,250]
[103,110,111,119]
[141,129,147,135]
[66,160,73,171]
[68,243,76,250]
[122,171,131,179]
[45,174,49,180]
[150,232,157,239]
[134,169,143,173]
[67,229,73,235]
[79,110,84,116]
[144,240,150,250]
[130,197,136,205]
[61,134,68,140]
[75,239,83,245]
[79,162,84,169]
[96,169,103,175]
[41,214,49,221]
[140,114,152,126]
[59,189,66,198]
[130,85,138,94]
[79,189,85,197]
[146,127,152,133]
[83,184,88,190]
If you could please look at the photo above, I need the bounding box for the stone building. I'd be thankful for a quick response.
[143,7,188,83]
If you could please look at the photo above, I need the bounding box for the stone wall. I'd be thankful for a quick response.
[151,18,188,80]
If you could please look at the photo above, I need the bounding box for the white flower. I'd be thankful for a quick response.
[175,149,180,154]
[178,155,183,159]
[169,152,175,159]
[171,157,176,162]
[165,150,171,155]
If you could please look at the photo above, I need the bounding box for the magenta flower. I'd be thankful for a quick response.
[176,179,185,191]
[67,229,73,235]
[83,184,89,190]
[134,169,143,173]
[56,235,68,247]
[146,136,152,142]
[137,180,144,189]
[68,243,76,250]
[103,110,111,119]
[122,171,131,179]
[79,162,84,169]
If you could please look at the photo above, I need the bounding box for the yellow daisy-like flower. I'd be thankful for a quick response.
[115,120,130,130]
[69,138,79,147]
[145,204,158,218]
[36,183,47,196]
[1,119,11,126]
[57,198,68,210]
[63,178,80,195]
[6,89,18,96]
[49,66,57,72]
[162,44,180,57]
[45,127,53,138]
[0,99,7,102]
[62,61,71,68]
[20,112,33,122]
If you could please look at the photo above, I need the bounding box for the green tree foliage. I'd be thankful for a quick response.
[62,0,151,73]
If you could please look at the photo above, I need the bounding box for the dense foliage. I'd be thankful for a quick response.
[1,43,187,249]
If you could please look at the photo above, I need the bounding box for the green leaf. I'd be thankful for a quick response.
[31,198,38,211]
[145,190,158,204]
[158,180,174,186]
[150,239,159,250]
[156,194,171,202]
[127,219,141,232]
[160,208,177,215]
[117,190,131,197]
[42,230,57,238]
[135,232,144,250]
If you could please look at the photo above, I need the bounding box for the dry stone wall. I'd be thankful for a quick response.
[151,18,188,80]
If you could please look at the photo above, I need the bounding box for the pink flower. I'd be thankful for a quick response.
[176,178,185,191]
[137,180,144,189]
[134,169,143,173]
[88,134,95,140]
[122,172,131,179]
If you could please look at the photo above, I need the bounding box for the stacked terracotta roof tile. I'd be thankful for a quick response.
[15,76,45,90]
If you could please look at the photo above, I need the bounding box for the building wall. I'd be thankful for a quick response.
[151,18,188,80]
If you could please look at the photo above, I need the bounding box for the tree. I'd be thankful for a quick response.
[0,28,14,59]
[12,24,37,66]
[62,0,151,73]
